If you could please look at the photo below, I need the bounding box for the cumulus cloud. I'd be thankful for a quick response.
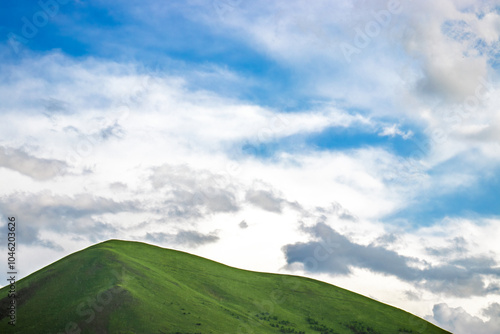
[283,222,500,297]
[0,146,67,180]
[394,1,496,105]
[427,303,500,334]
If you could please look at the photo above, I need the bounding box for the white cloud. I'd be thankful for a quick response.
[378,124,413,139]
[427,303,500,334]
[0,53,367,159]
[189,0,500,166]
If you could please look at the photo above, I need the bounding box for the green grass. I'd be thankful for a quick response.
[0,240,450,333]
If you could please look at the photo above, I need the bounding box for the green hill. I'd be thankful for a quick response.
[0,240,450,333]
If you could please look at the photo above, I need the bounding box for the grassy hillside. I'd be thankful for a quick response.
[0,240,450,334]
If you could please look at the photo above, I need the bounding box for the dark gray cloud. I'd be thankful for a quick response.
[0,192,137,249]
[283,222,500,297]
[245,189,284,213]
[283,223,417,278]
[0,146,67,180]
[145,230,219,248]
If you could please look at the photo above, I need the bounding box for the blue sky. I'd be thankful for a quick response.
[1,1,500,333]
[1,0,301,107]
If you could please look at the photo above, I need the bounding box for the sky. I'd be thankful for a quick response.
[0,0,499,333]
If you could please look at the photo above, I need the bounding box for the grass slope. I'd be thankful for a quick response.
[0,240,450,334]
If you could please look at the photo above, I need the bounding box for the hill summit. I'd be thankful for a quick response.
[0,239,450,333]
